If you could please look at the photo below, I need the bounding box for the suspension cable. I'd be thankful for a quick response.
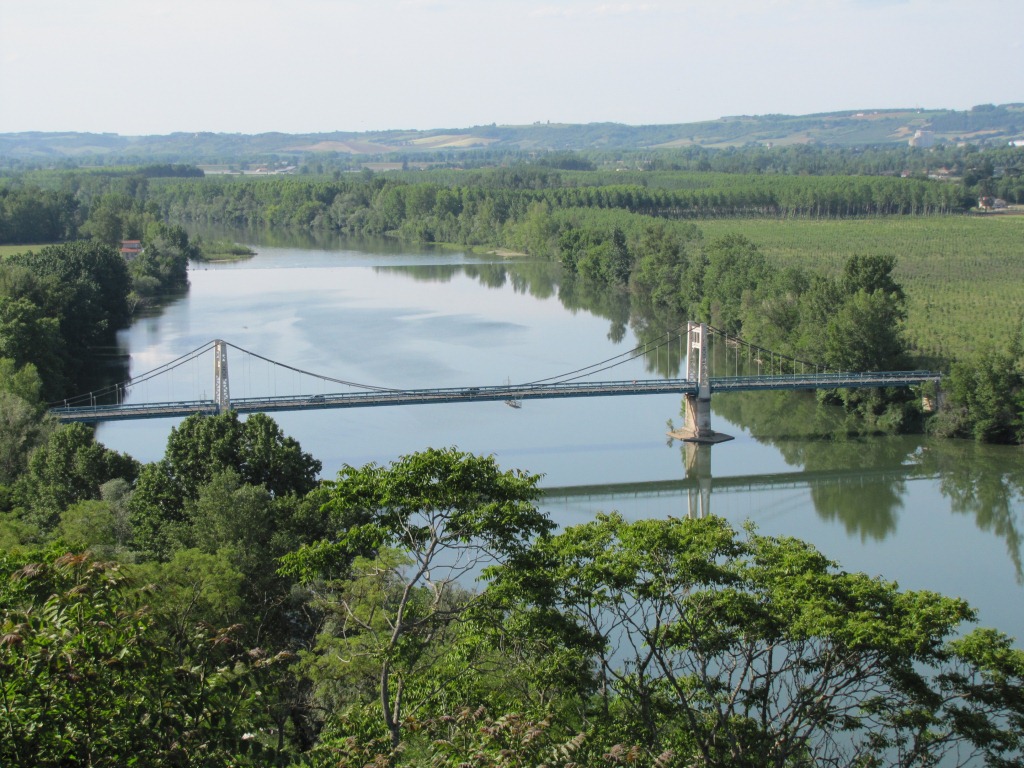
[706,325,828,374]
[515,323,689,386]
[53,323,832,409]
[49,340,218,407]
[223,341,400,392]
[123,341,219,387]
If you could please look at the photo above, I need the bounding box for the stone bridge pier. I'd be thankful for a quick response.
[668,322,733,444]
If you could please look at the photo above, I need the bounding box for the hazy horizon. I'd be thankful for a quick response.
[5,101,1023,139]
[2,0,1022,136]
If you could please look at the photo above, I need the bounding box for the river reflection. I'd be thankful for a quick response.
[709,390,1024,580]
[97,235,1024,642]
[400,256,1024,586]
[927,439,1024,582]
[376,254,1024,641]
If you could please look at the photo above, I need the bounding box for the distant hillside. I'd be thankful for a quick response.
[2,104,1022,162]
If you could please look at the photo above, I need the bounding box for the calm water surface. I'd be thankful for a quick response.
[96,239,1024,644]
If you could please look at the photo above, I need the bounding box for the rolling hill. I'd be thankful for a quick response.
[2,104,1022,162]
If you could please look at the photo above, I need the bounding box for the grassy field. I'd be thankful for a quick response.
[0,244,53,258]
[698,215,1024,362]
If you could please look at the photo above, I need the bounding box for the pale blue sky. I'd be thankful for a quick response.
[1,0,1021,135]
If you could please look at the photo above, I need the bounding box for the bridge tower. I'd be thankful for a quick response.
[214,339,230,414]
[669,322,733,444]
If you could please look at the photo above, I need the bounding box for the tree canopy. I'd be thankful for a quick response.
[280,447,550,748]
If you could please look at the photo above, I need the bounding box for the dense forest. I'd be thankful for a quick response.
[2,142,1024,766]
[3,423,1024,766]
[0,171,197,400]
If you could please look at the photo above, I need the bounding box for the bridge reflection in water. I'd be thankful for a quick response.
[541,443,934,520]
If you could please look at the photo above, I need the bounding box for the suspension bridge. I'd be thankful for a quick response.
[49,323,942,442]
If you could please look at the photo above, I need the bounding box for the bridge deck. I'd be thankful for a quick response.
[50,371,941,424]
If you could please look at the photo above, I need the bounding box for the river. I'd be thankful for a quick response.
[95,235,1024,645]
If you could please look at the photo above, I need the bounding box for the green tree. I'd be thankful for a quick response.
[0,358,45,409]
[699,234,767,334]
[0,296,65,398]
[280,447,551,749]
[3,240,132,395]
[134,547,247,638]
[515,199,559,258]
[792,254,909,375]
[0,550,287,767]
[129,222,195,297]
[823,286,909,372]
[630,222,703,315]
[186,468,327,640]
[129,411,321,560]
[415,708,594,768]
[16,423,139,538]
[737,266,808,357]
[80,191,142,245]
[165,411,320,500]
[57,499,120,551]
[54,479,133,558]
[487,514,1024,767]
[828,254,908,372]
[572,228,633,286]
[841,253,905,300]
[932,349,1024,443]
[0,390,52,487]
[6,240,132,349]
[0,185,80,244]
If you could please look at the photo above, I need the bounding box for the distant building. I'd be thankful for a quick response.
[120,240,142,260]
[978,197,1009,211]
[909,130,935,147]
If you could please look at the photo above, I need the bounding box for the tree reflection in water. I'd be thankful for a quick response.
[708,389,1024,582]
[388,254,1024,585]
[924,440,1024,583]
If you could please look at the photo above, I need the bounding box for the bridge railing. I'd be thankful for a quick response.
[229,378,699,411]
[710,370,942,392]
[49,371,943,423]
[49,399,220,423]
[49,380,700,422]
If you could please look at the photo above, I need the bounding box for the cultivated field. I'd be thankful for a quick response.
[698,215,1024,362]
[0,244,51,258]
